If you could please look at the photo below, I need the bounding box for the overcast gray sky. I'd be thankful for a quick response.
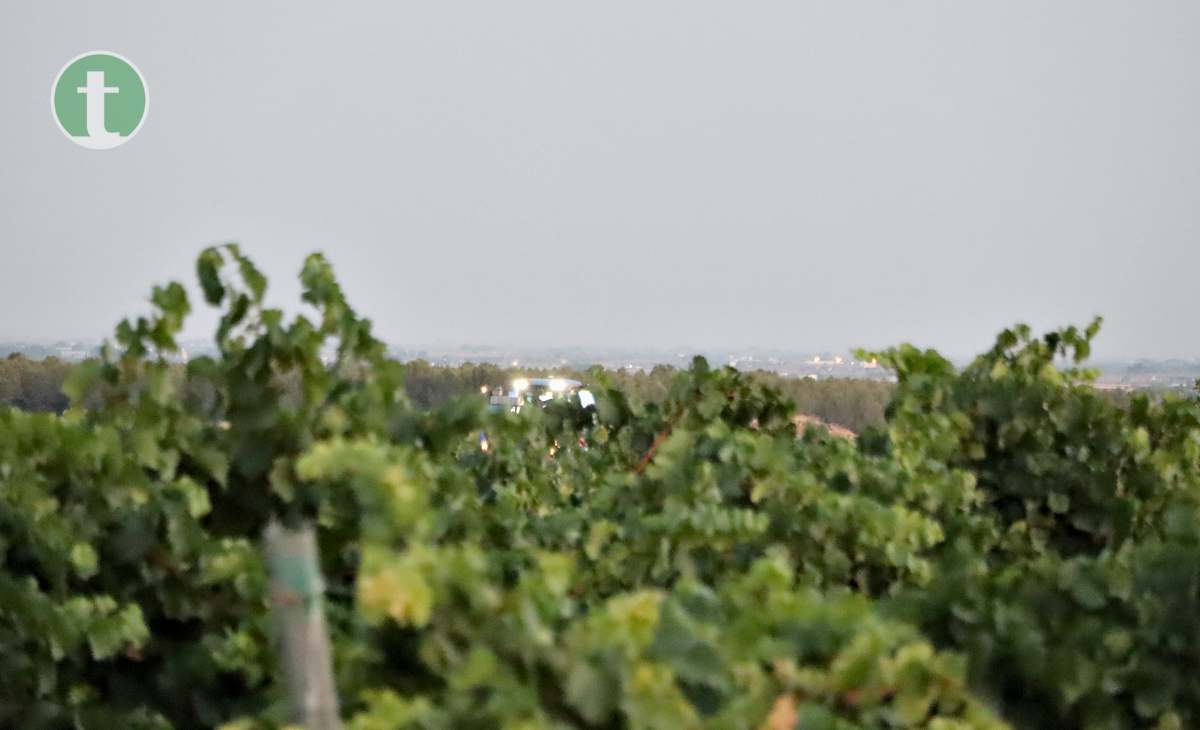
[3,2,1198,358]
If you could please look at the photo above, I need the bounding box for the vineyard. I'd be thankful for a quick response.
[3,246,1200,729]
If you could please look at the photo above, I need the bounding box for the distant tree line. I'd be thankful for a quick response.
[367,360,895,433]
[0,354,73,413]
[1,355,896,432]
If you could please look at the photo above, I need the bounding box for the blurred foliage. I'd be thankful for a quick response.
[1,248,1198,729]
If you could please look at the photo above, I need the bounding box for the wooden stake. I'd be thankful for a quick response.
[264,520,342,730]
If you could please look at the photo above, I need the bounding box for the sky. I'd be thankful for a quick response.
[3,2,1198,359]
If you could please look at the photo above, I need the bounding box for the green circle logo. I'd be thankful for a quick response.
[51,51,148,149]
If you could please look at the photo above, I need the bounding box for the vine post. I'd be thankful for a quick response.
[264,520,342,730]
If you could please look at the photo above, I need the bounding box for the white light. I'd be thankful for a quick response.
[480,385,489,394]
[548,377,568,393]
[512,378,529,392]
